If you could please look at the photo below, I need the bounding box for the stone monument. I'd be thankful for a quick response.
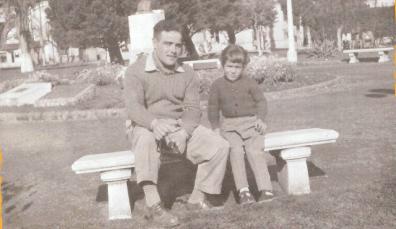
[128,0,164,64]
[272,2,288,49]
[0,83,52,107]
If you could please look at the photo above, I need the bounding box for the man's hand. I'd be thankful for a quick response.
[151,119,179,140]
[255,119,267,134]
[167,129,189,154]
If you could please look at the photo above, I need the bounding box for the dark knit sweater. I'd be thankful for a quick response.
[123,54,201,135]
[208,76,267,129]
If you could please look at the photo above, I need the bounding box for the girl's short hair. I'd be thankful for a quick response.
[220,45,250,66]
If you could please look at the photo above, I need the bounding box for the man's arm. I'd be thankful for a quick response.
[123,68,156,129]
[180,75,201,135]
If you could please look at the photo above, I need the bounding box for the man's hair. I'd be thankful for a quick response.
[153,19,184,40]
[220,45,250,66]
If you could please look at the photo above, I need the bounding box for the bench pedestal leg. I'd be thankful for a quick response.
[276,147,311,195]
[348,53,359,64]
[378,51,390,63]
[100,169,132,220]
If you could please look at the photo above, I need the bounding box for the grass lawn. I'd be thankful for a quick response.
[2,62,395,228]
[42,83,92,99]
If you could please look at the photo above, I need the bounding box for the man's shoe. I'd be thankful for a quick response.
[239,190,255,205]
[257,190,275,203]
[185,199,224,211]
[145,202,179,228]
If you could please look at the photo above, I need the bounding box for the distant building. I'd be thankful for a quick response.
[366,0,394,7]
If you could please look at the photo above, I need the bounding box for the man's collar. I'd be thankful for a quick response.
[145,52,185,74]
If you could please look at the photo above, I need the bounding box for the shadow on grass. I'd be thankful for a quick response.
[365,88,394,98]
[2,181,36,214]
[341,57,384,63]
[95,156,326,208]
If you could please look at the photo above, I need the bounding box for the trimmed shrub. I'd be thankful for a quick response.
[196,69,222,98]
[306,39,340,59]
[27,70,70,85]
[75,64,126,87]
[246,56,296,85]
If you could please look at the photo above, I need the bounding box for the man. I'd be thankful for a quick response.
[123,19,230,228]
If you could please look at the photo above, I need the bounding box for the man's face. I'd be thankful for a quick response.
[153,31,183,67]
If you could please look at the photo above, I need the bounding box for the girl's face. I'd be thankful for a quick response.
[223,61,244,81]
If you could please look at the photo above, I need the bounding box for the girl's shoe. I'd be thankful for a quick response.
[257,190,275,203]
[239,190,255,205]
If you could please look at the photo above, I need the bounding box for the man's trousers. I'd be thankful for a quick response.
[129,125,230,194]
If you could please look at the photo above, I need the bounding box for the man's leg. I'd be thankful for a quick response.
[244,135,272,191]
[130,126,179,227]
[186,126,230,203]
[130,126,161,206]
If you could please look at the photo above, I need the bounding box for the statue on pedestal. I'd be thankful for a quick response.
[137,0,159,13]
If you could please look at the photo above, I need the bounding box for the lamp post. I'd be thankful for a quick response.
[287,0,297,63]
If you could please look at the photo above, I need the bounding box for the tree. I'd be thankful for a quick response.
[156,0,201,58]
[358,6,396,39]
[47,0,137,64]
[245,0,276,54]
[3,0,36,73]
[279,0,369,50]
[195,0,246,45]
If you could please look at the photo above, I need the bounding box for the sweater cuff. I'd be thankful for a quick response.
[128,113,156,130]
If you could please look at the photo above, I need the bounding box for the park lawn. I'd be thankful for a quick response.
[2,62,395,228]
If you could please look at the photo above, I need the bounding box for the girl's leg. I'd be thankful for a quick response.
[223,132,249,191]
[244,135,272,191]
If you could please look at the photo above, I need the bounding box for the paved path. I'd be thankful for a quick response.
[1,62,395,228]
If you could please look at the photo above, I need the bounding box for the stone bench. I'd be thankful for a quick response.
[182,58,221,70]
[71,151,135,220]
[343,47,393,63]
[71,128,339,220]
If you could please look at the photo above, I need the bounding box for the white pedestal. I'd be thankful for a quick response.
[378,51,390,63]
[100,169,132,220]
[348,53,359,64]
[277,147,311,195]
[128,10,165,64]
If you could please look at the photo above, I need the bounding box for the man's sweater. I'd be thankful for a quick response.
[123,54,201,135]
[208,76,267,129]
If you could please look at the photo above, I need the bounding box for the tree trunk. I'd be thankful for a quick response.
[264,26,271,52]
[255,25,262,56]
[182,26,199,59]
[107,39,123,64]
[306,26,312,48]
[226,26,236,44]
[19,30,34,73]
[337,26,343,51]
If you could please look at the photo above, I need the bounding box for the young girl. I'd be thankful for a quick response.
[208,45,274,205]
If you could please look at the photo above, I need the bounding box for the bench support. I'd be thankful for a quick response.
[378,51,390,63]
[348,53,359,64]
[100,169,132,220]
[276,147,311,195]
